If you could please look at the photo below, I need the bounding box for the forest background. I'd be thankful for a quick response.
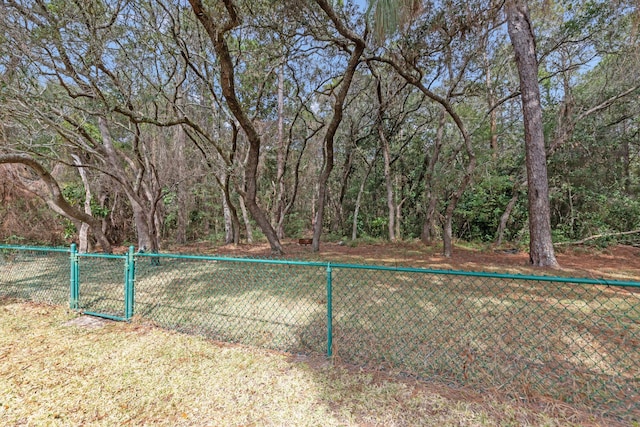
[0,0,639,268]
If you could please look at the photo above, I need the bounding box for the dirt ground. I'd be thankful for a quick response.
[166,240,640,282]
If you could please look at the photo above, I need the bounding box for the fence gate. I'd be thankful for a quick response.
[70,245,135,321]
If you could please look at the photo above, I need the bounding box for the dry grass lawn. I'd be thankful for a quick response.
[0,300,621,427]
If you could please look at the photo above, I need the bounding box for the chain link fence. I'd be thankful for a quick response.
[0,245,69,306]
[75,251,131,320]
[329,265,639,421]
[134,254,328,354]
[1,244,638,422]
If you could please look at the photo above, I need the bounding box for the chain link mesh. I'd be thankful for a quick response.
[76,254,127,319]
[330,266,639,421]
[0,246,69,305]
[134,254,328,355]
[1,245,638,421]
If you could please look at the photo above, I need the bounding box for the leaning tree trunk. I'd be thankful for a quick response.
[221,172,241,244]
[189,0,283,254]
[506,0,559,267]
[496,190,520,246]
[311,0,365,252]
[0,154,113,253]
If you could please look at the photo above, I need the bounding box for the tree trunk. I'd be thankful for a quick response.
[496,191,519,246]
[274,62,287,239]
[146,209,161,254]
[622,128,631,193]
[175,125,188,245]
[189,0,283,254]
[0,154,112,253]
[311,0,366,252]
[379,119,396,242]
[72,154,93,253]
[221,173,241,244]
[443,214,453,257]
[78,220,91,252]
[506,0,559,267]
[132,203,154,252]
[421,109,445,245]
[352,151,377,240]
[238,195,254,244]
[336,139,355,235]
[222,189,234,244]
[485,50,499,157]
[421,194,439,244]
[245,145,282,252]
[395,191,404,240]
[352,179,366,241]
[371,66,398,242]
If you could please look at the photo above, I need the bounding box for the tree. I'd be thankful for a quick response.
[0,154,112,253]
[309,0,366,252]
[188,0,284,254]
[367,0,484,257]
[505,0,559,267]
[0,0,177,253]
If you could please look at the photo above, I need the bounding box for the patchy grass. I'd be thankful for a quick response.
[127,255,640,422]
[2,250,639,422]
[0,300,619,427]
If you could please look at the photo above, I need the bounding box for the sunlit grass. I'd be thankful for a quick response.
[1,248,639,422]
[0,301,615,427]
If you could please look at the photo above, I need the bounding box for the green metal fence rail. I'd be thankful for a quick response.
[1,243,638,422]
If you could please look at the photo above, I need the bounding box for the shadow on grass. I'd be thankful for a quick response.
[1,252,69,306]
[324,270,640,424]
[127,255,640,422]
[2,250,638,422]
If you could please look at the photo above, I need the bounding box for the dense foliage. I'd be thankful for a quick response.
[0,0,638,255]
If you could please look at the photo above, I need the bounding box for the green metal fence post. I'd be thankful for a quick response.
[69,243,79,310]
[327,263,333,357]
[124,245,135,320]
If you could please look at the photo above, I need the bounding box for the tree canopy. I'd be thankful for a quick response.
[1,0,638,263]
